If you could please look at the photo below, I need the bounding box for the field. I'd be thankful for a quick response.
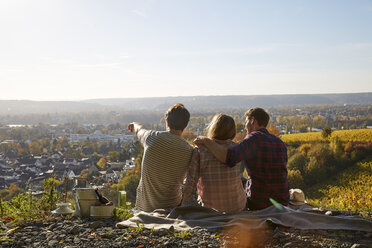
[281,128,372,143]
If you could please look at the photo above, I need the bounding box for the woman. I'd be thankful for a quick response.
[182,114,247,213]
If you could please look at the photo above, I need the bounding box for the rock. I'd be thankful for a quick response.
[351,244,370,248]
[48,223,57,230]
[0,221,8,230]
[32,242,40,247]
[68,225,80,235]
[73,237,80,243]
[283,242,294,248]
[89,221,102,229]
[48,240,59,246]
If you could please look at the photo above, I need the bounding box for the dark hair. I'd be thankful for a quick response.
[245,107,270,127]
[165,103,190,131]
[206,114,236,140]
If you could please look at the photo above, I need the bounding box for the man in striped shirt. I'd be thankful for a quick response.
[194,108,289,210]
[128,104,193,212]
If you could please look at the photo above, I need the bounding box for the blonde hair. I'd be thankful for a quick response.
[206,114,236,140]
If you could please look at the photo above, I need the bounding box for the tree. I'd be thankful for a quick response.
[182,129,197,141]
[233,131,246,143]
[108,151,120,162]
[121,173,140,203]
[305,144,336,184]
[0,184,25,201]
[321,126,332,139]
[298,143,312,156]
[97,157,108,169]
[287,153,307,174]
[236,123,245,133]
[267,124,280,137]
[288,169,304,189]
[30,140,42,155]
[330,137,344,158]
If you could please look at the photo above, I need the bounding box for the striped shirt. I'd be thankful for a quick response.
[135,130,193,212]
[226,128,289,210]
[183,140,247,213]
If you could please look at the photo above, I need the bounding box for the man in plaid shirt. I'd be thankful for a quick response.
[194,108,289,210]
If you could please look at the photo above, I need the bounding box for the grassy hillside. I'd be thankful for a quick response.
[283,129,372,217]
[306,162,372,217]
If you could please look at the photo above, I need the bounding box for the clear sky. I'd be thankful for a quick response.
[1,0,371,101]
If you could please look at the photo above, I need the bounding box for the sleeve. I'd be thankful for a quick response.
[225,135,258,167]
[182,147,201,204]
[136,129,152,146]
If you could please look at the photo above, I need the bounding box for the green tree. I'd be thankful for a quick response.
[321,126,332,139]
[0,184,25,201]
[288,169,305,189]
[108,151,120,162]
[287,153,307,174]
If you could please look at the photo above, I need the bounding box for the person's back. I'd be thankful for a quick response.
[241,128,288,210]
[197,141,246,212]
[128,103,193,212]
[183,114,246,213]
[137,130,193,211]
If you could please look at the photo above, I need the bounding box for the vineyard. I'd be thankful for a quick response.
[283,128,372,218]
[306,162,372,217]
[281,128,372,143]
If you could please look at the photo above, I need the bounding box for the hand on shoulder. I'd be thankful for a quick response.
[193,136,210,146]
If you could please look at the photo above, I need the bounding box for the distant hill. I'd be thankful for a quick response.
[0,92,371,115]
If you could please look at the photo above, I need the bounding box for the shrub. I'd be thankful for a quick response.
[322,127,332,139]
[330,137,344,158]
[298,143,312,156]
[288,169,305,189]
[121,173,140,203]
[0,184,25,201]
[305,144,336,184]
[287,153,307,174]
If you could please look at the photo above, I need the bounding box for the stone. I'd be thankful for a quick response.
[48,223,57,230]
[73,237,80,243]
[351,244,370,248]
[283,242,294,248]
[32,242,40,247]
[68,225,80,235]
[325,210,332,216]
[89,221,102,229]
[48,240,59,246]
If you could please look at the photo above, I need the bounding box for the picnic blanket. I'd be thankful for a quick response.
[116,204,372,232]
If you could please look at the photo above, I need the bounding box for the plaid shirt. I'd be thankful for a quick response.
[183,140,247,213]
[226,128,289,210]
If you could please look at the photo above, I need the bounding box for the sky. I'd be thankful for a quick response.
[0,0,372,101]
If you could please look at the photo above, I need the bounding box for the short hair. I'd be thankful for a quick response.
[165,103,190,131]
[206,114,236,140]
[245,107,270,127]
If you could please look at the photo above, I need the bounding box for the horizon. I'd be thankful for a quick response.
[1,0,372,101]
[0,91,371,102]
